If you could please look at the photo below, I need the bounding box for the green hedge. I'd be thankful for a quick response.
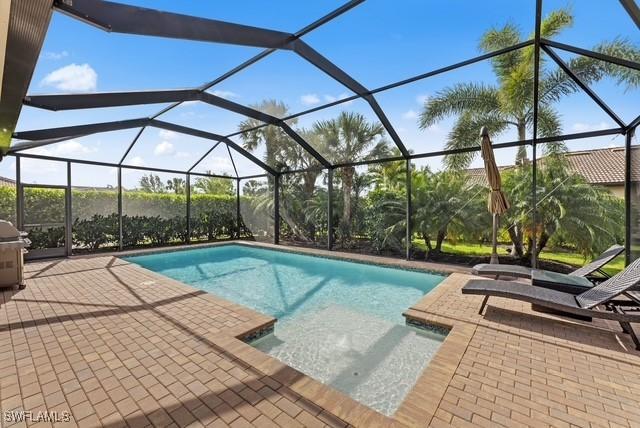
[0,187,17,224]
[0,187,266,251]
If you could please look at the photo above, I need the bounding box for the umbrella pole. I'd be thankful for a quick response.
[491,213,499,264]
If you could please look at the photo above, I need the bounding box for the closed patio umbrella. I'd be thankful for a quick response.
[480,126,510,264]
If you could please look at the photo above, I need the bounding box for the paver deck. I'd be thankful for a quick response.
[1,241,639,427]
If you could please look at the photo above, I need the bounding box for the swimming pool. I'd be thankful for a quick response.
[125,244,447,415]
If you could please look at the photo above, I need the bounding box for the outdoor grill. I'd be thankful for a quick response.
[0,220,30,289]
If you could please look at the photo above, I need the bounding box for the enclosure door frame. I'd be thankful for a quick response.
[19,182,71,260]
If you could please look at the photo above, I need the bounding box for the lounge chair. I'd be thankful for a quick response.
[462,257,640,349]
[471,244,624,280]
[627,290,640,305]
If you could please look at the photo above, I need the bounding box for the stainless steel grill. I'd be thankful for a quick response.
[0,220,30,289]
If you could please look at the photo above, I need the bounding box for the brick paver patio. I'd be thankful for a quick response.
[1,242,639,427]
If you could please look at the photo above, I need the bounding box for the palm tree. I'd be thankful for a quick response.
[369,149,406,192]
[238,100,326,201]
[278,175,316,242]
[238,100,294,172]
[296,128,328,196]
[139,174,165,193]
[502,156,623,259]
[314,112,390,238]
[166,177,185,194]
[410,168,485,257]
[419,8,640,170]
[242,179,267,196]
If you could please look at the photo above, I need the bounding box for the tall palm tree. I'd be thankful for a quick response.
[238,100,324,199]
[296,129,328,196]
[238,100,296,172]
[419,8,640,170]
[314,112,390,236]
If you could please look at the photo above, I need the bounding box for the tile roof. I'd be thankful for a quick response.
[466,146,640,187]
[0,175,16,187]
[466,166,514,186]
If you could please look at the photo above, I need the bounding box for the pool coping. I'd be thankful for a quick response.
[105,242,475,426]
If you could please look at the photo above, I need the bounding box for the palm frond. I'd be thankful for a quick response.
[443,112,510,170]
[539,38,640,106]
[592,38,640,89]
[314,112,388,164]
[539,8,573,39]
[419,83,501,128]
[535,104,567,155]
[479,23,523,82]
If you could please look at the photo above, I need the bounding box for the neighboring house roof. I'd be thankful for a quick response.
[563,146,637,185]
[466,166,513,186]
[0,176,16,188]
[466,146,640,187]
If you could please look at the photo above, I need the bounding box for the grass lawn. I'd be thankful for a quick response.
[412,240,624,275]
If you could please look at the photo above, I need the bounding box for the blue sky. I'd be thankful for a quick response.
[5,0,639,188]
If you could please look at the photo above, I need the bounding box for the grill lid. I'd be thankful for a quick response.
[0,220,20,240]
[0,221,30,250]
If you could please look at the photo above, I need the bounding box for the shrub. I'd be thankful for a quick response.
[191,193,237,241]
[28,226,65,249]
[146,216,181,246]
[73,214,118,250]
[365,190,405,254]
[0,186,16,224]
[0,187,254,250]
[122,215,147,248]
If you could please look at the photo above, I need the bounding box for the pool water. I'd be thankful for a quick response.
[125,244,447,415]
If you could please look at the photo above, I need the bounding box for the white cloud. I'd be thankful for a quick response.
[22,139,95,158]
[42,50,69,60]
[201,156,234,175]
[10,155,60,174]
[128,156,145,167]
[210,90,238,99]
[300,94,320,106]
[51,140,96,156]
[158,129,178,140]
[416,94,429,105]
[175,151,191,159]
[41,63,97,92]
[402,109,419,120]
[19,160,61,177]
[571,121,611,132]
[154,141,175,156]
[324,93,352,104]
